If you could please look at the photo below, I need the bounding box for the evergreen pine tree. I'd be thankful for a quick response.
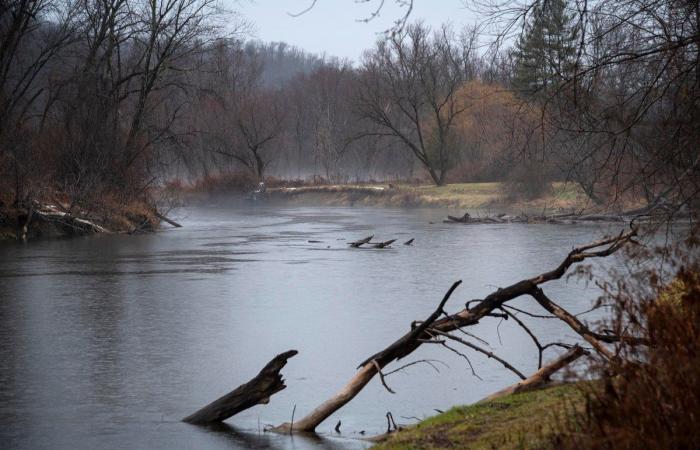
[513,0,578,96]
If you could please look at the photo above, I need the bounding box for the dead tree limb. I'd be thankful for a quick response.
[273,281,462,433]
[183,350,297,425]
[428,329,527,380]
[446,212,471,223]
[383,359,446,376]
[349,235,373,247]
[373,239,396,248]
[530,289,614,359]
[501,308,546,368]
[274,228,637,433]
[481,346,586,402]
[155,211,182,228]
[372,360,396,394]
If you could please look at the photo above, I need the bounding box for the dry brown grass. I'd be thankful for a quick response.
[550,234,700,450]
[188,171,258,193]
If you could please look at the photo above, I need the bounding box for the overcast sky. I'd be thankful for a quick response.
[233,1,476,63]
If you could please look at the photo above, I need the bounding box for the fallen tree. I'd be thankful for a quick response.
[155,211,182,228]
[183,350,297,425]
[444,211,626,224]
[272,226,639,433]
[444,204,694,225]
[6,198,182,241]
[30,203,112,235]
[481,345,586,402]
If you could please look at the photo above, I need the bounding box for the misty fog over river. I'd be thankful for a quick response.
[0,205,628,450]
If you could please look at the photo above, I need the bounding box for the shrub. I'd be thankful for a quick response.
[550,233,700,450]
[501,163,552,200]
[190,171,257,193]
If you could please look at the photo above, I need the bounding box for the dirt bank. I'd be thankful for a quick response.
[0,197,164,242]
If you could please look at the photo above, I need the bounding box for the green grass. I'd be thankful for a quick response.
[374,384,584,450]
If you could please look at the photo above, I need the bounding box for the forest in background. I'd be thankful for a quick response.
[1,0,698,236]
[1,2,699,448]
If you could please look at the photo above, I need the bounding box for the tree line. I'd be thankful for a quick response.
[1,0,697,218]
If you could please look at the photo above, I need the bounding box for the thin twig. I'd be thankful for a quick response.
[501,307,545,368]
[290,404,296,435]
[287,0,318,17]
[384,359,448,376]
[440,341,483,381]
[431,329,527,380]
[503,304,558,319]
[372,360,396,394]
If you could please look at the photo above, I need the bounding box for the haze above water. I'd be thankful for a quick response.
[0,205,626,449]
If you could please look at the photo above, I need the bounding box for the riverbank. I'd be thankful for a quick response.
[0,196,162,242]
[266,182,592,212]
[182,179,620,214]
[374,383,583,450]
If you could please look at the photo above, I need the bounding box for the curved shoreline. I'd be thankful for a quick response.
[263,182,594,213]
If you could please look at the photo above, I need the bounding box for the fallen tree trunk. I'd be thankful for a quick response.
[481,345,586,402]
[444,210,646,225]
[155,211,182,228]
[274,228,638,433]
[576,214,625,222]
[446,212,471,223]
[183,350,297,425]
[32,208,111,234]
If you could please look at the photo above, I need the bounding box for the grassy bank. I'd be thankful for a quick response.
[374,383,583,450]
[267,182,597,213]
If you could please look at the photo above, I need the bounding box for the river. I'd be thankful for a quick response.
[0,204,628,449]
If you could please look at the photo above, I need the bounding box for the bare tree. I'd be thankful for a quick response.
[229,89,287,180]
[58,0,224,200]
[0,0,77,204]
[356,23,474,186]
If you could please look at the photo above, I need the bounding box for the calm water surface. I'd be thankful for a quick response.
[0,205,627,449]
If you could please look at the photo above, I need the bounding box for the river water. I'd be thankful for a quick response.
[0,204,628,449]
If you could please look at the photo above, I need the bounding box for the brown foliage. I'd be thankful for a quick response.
[451,81,551,193]
[189,171,257,193]
[551,234,700,449]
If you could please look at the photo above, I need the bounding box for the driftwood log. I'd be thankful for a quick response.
[481,345,586,402]
[349,235,373,247]
[349,236,399,249]
[183,350,297,425]
[32,205,111,234]
[273,227,638,433]
[443,205,692,225]
[373,239,396,248]
[446,212,471,223]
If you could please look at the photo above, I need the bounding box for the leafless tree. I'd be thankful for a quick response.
[356,23,475,185]
[225,89,287,180]
[0,0,78,204]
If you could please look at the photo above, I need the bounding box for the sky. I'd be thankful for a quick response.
[231,0,477,64]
